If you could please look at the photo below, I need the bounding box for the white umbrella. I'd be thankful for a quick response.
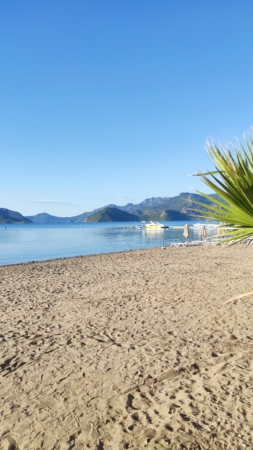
[200,225,207,239]
[183,224,190,239]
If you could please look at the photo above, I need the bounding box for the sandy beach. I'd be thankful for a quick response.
[0,246,253,449]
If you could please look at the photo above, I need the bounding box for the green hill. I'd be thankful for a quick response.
[85,207,139,222]
[0,208,32,224]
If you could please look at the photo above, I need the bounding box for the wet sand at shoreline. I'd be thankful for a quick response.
[0,246,253,449]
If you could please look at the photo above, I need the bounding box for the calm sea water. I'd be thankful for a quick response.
[0,221,216,266]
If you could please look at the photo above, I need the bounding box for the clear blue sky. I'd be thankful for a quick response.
[1,0,253,216]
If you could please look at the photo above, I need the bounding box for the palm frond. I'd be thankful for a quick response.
[193,130,253,245]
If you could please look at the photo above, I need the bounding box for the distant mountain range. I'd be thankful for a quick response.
[1,193,219,224]
[26,192,219,223]
[24,212,90,224]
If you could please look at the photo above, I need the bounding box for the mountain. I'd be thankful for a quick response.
[118,193,218,216]
[25,192,221,223]
[85,207,139,222]
[103,193,219,221]
[0,208,32,224]
[140,209,189,221]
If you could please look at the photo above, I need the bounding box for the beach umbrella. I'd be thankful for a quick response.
[217,222,226,235]
[200,225,207,238]
[183,224,190,238]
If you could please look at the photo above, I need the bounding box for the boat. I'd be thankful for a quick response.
[123,225,143,230]
[144,221,169,229]
[192,223,218,229]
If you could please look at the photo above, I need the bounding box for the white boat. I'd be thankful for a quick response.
[145,221,169,229]
[192,223,218,229]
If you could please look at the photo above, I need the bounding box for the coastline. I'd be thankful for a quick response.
[1,246,253,449]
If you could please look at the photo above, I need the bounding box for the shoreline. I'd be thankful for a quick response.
[0,247,149,268]
[0,238,229,268]
[0,220,219,268]
[1,246,253,449]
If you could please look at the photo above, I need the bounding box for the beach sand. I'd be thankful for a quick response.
[0,246,253,449]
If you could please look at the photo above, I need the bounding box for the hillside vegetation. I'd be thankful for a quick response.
[85,207,139,222]
[0,208,32,224]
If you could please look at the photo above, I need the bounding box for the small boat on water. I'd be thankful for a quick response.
[123,226,143,229]
[192,223,218,229]
[145,221,169,229]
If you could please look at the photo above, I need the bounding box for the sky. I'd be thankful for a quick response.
[1,0,253,217]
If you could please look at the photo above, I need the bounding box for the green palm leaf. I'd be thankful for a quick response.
[193,131,253,245]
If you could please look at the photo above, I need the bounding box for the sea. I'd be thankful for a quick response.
[0,221,217,266]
